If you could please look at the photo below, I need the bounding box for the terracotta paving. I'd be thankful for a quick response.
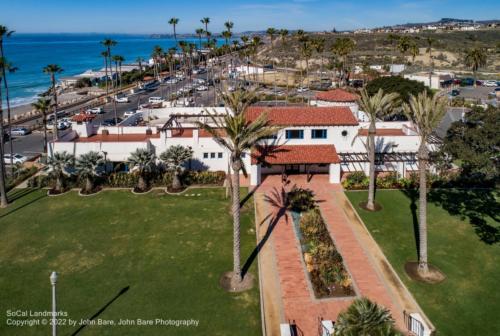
[254,174,406,335]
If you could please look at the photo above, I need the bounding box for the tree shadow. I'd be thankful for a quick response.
[71,286,130,336]
[401,187,420,260]
[242,187,289,277]
[427,188,500,245]
[0,190,46,220]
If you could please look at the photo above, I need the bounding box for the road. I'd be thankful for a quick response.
[3,75,218,159]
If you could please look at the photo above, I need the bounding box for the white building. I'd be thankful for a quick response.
[404,72,455,90]
[52,89,428,186]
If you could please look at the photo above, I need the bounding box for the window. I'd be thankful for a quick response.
[218,152,223,159]
[210,152,216,159]
[311,129,327,139]
[285,129,304,139]
[203,153,209,159]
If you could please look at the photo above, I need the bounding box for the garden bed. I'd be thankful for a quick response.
[292,208,355,298]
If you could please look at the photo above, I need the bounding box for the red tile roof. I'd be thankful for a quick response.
[72,114,96,122]
[75,133,160,142]
[315,89,359,102]
[245,106,358,126]
[251,145,340,165]
[357,128,406,136]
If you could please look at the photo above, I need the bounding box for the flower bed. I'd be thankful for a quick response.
[294,208,355,298]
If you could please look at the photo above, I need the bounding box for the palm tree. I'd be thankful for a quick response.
[0,57,8,207]
[464,47,487,87]
[112,55,125,87]
[197,90,280,287]
[42,64,63,142]
[279,29,290,101]
[222,30,232,47]
[409,42,419,64]
[160,145,193,190]
[201,17,210,43]
[313,37,326,82]
[397,36,412,63]
[0,26,15,170]
[402,92,446,275]
[266,28,278,100]
[76,151,105,193]
[101,39,118,122]
[334,297,401,336]
[195,28,204,51]
[127,149,156,192]
[152,45,163,80]
[357,89,399,211]
[47,151,74,193]
[331,37,355,87]
[251,36,262,82]
[136,56,145,79]
[425,37,436,87]
[31,98,51,154]
[299,36,314,95]
[169,17,179,45]
[101,50,110,92]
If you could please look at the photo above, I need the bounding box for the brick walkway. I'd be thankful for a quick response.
[254,174,408,335]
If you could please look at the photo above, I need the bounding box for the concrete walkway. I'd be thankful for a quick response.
[254,174,429,335]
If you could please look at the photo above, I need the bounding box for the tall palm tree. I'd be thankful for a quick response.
[47,151,74,193]
[334,297,401,336]
[403,92,446,275]
[425,37,436,87]
[331,37,355,87]
[397,36,412,64]
[357,89,399,211]
[101,39,118,122]
[112,55,125,87]
[409,42,419,64]
[464,47,487,87]
[201,17,210,43]
[76,151,105,193]
[222,30,232,46]
[299,36,313,95]
[251,36,262,82]
[266,28,278,100]
[160,145,193,190]
[197,90,280,287]
[101,50,110,93]
[279,29,290,101]
[195,28,204,51]
[0,57,8,207]
[313,37,326,82]
[136,56,145,79]
[42,64,63,142]
[152,45,163,80]
[0,26,15,170]
[31,98,51,154]
[127,148,156,192]
[168,17,179,45]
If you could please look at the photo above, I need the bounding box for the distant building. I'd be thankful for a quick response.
[404,72,455,90]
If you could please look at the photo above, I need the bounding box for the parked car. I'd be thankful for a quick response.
[4,153,28,165]
[196,85,208,91]
[148,97,164,104]
[450,89,460,97]
[483,80,498,87]
[297,87,309,93]
[86,107,104,114]
[115,95,129,103]
[11,127,31,136]
[123,110,141,118]
[101,118,123,126]
[165,78,179,84]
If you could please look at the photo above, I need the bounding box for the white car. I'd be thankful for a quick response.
[4,153,28,165]
[483,80,498,87]
[115,95,129,103]
[123,110,142,118]
[195,78,206,84]
[196,85,208,91]
[148,97,164,104]
[86,107,104,114]
[11,127,31,136]
[165,78,179,84]
[297,87,309,93]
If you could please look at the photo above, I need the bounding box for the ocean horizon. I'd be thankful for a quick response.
[2,33,228,108]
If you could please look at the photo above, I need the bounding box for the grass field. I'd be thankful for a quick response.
[346,189,500,336]
[0,188,261,335]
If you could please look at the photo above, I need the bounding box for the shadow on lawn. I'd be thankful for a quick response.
[0,188,45,220]
[242,187,289,277]
[71,286,130,336]
[401,188,420,260]
[427,188,500,245]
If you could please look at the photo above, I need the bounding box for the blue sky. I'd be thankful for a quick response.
[1,0,498,33]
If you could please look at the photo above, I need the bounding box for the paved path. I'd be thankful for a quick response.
[254,174,426,335]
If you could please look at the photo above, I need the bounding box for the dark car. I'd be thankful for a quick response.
[101,118,123,126]
[451,89,460,97]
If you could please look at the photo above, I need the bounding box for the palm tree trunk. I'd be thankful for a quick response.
[85,177,93,193]
[418,142,429,274]
[56,175,63,193]
[231,164,242,282]
[0,84,8,207]
[51,74,59,142]
[367,121,376,210]
[104,57,109,96]
[138,175,147,191]
[1,66,14,171]
[172,172,181,190]
[42,114,48,153]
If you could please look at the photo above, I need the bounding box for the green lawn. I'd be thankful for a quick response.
[346,189,500,336]
[0,188,260,335]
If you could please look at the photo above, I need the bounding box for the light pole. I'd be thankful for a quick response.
[50,271,58,336]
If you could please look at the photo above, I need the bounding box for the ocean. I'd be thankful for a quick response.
[1,33,227,108]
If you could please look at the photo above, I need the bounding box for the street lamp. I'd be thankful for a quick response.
[50,271,58,336]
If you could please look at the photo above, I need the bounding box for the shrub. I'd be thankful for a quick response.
[342,172,369,190]
[376,172,399,189]
[287,186,316,212]
[6,166,39,191]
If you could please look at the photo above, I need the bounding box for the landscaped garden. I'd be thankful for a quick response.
[346,189,500,336]
[0,188,261,335]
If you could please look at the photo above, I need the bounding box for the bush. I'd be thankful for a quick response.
[342,172,369,190]
[287,186,316,212]
[6,166,39,191]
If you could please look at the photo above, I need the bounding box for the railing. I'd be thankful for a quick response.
[404,311,433,336]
